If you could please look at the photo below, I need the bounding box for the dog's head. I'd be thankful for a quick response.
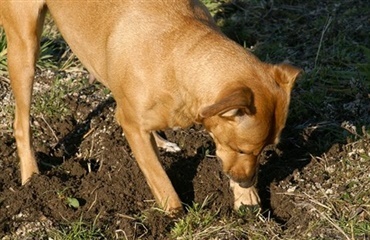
[199,63,301,188]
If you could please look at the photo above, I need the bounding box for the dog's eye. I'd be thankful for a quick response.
[237,149,254,155]
[238,149,246,154]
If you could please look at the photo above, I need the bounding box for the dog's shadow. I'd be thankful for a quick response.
[256,118,354,222]
[37,95,116,172]
[35,86,348,220]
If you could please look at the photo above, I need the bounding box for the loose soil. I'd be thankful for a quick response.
[0,77,313,239]
[0,75,337,239]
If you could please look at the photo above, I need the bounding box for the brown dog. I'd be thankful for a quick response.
[0,0,301,214]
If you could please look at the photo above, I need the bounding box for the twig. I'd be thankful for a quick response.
[83,125,97,139]
[116,213,136,220]
[87,192,98,212]
[315,16,332,68]
[304,192,351,240]
[315,210,351,240]
[115,229,128,240]
[40,114,59,143]
[0,75,10,84]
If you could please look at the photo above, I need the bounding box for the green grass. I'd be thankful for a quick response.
[0,29,7,75]
[49,216,105,240]
[201,0,222,16]
[0,15,83,75]
[171,197,220,239]
[32,77,72,119]
[171,197,281,240]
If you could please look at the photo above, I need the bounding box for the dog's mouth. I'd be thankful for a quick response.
[225,171,257,189]
[238,171,257,188]
[238,180,255,188]
[216,155,259,188]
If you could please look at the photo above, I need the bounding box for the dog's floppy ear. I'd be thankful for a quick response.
[273,63,302,92]
[199,87,254,119]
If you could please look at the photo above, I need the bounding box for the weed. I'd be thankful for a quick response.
[50,215,104,240]
[32,77,71,119]
[56,188,81,210]
[201,0,222,16]
[358,46,370,81]
[0,29,7,75]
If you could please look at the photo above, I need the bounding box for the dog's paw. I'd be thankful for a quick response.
[230,180,261,209]
[160,141,181,153]
[152,131,181,152]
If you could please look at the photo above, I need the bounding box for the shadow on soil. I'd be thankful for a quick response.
[37,97,116,173]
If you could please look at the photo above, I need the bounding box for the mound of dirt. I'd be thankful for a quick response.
[0,79,314,239]
[0,89,235,239]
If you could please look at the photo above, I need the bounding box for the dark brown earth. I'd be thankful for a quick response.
[0,79,325,239]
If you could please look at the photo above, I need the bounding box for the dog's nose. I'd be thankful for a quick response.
[237,171,257,188]
[225,171,257,188]
[238,179,254,188]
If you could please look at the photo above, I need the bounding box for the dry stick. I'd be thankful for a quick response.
[316,210,351,240]
[87,192,98,212]
[82,125,97,139]
[115,229,128,240]
[314,16,333,69]
[40,114,59,143]
[305,193,351,240]
[116,213,136,220]
[0,75,10,84]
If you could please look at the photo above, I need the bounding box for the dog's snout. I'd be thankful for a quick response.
[220,153,258,188]
[225,171,257,188]
[238,179,254,188]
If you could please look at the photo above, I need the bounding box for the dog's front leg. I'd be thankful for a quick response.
[115,110,182,215]
[4,3,47,184]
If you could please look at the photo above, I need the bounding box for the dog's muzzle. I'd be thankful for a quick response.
[225,172,257,189]
[236,170,258,188]
[238,180,255,188]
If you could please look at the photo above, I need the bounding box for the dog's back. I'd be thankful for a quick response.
[43,0,214,85]
[0,0,301,214]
